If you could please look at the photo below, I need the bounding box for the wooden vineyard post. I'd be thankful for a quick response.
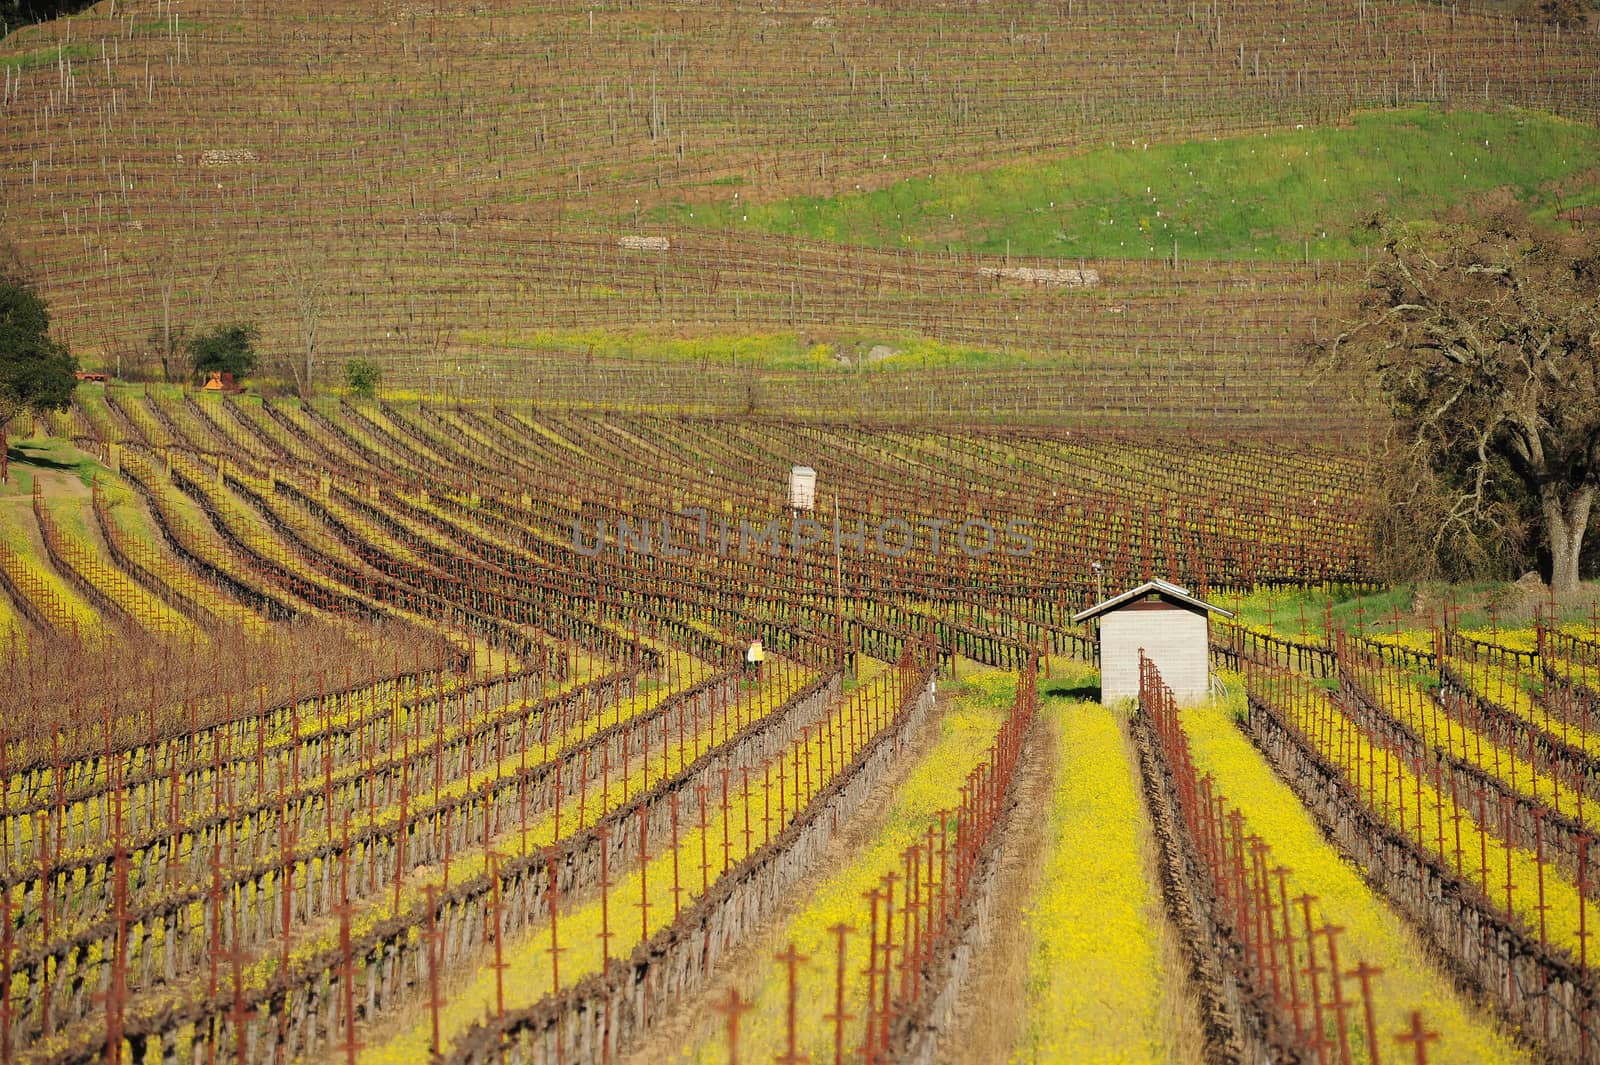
[579,748,591,831]
[553,761,563,837]
[937,810,950,936]
[778,746,788,831]
[1252,841,1282,1014]
[763,757,773,847]
[547,849,563,999]
[1475,788,1491,900]
[37,811,50,1039]
[226,932,255,1065]
[208,841,225,999]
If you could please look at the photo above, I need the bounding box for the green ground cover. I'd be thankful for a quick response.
[646,107,1600,261]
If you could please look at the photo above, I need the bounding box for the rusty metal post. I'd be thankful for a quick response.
[424,884,444,1060]
[860,888,882,1065]
[1394,1011,1438,1065]
[547,848,563,996]
[1534,807,1549,950]
[489,852,508,1021]
[1297,894,1328,1065]
[698,783,712,897]
[1320,924,1354,1065]
[775,942,811,1065]
[638,804,652,943]
[826,923,854,1065]
[711,988,753,1065]
[599,823,614,970]
[1348,961,1385,1065]
[878,873,899,1056]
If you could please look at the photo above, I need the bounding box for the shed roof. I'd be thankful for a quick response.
[1072,578,1235,624]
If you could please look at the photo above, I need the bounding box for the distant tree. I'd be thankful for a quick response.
[0,277,76,480]
[144,322,189,383]
[1312,200,1600,593]
[0,1,96,37]
[344,359,380,399]
[275,233,328,397]
[187,323,259,383]
[142,232,223,383]
[1520,0,1589,28]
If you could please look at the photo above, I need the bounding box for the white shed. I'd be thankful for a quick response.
[1073,578,1233,704]
[788,465,816,511]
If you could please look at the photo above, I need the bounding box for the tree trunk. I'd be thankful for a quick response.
[1543,485,1595,594]
[160,285,175,383]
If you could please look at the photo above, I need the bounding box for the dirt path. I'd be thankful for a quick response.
[619,680,957,1065]
[938,700,1206,1065]
[1130,716,1208,1065]
[933,708,1057,1065]
[0,474,78,551]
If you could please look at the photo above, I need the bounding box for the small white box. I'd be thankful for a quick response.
[788,465,816,510]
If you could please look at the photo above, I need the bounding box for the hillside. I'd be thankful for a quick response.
[645,107,1600,260]
[6,7,1600,1063]
[0,0,1597,427]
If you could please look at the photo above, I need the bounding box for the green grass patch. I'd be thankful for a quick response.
[460,326,1017,372]
[2,41,93,72]
[2,434,110,493]
[1224,584,1421,641]
[647,107,1600,261]
[1226,578,1600,643]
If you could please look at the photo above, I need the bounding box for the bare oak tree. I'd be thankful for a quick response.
[274,234,329,398]
[140,233,223,382]
[1318,204,1600,592]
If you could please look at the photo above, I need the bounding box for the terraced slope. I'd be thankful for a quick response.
[0,2,1596,425]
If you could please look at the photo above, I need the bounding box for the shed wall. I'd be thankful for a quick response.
[1100,609,1211,703]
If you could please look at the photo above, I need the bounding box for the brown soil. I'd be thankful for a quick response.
[936,708,1207,1065]
[933,716,1057,1065]
[618,681,957,1065]
[0,466,90,503]
[1126,717,1209,1064]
